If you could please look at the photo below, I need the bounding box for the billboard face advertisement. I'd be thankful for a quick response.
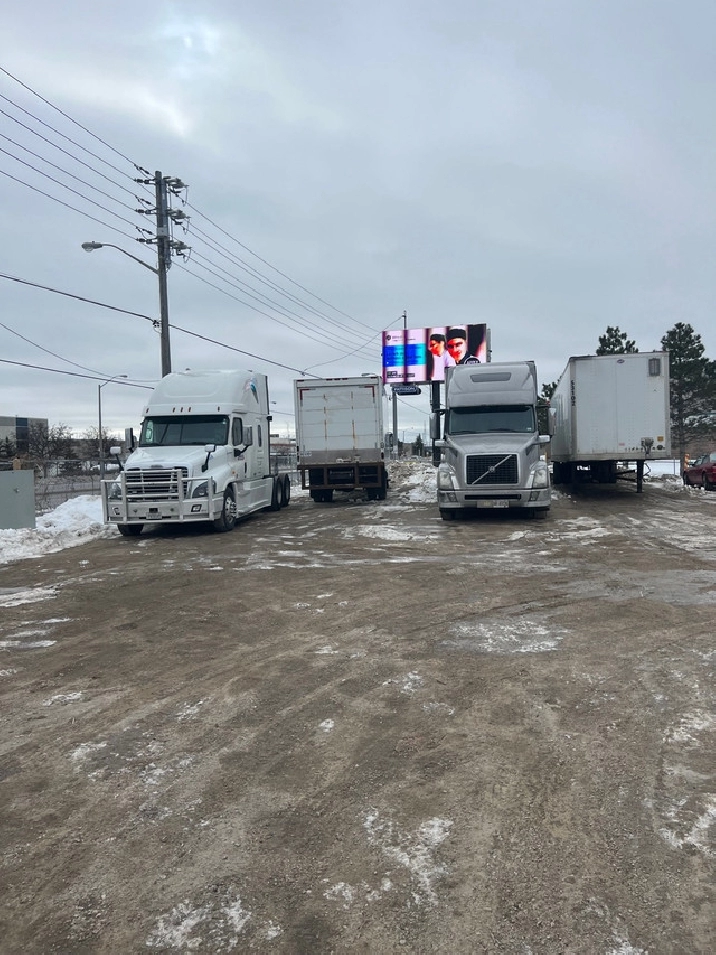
[382,324,488,384]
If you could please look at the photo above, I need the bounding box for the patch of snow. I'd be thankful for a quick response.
[0,496,115,566]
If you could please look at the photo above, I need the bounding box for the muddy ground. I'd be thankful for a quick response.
[1,464,714,954]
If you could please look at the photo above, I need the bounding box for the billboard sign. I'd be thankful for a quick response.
[382,324,488,385]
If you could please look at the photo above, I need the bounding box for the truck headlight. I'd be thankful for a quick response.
[529,463,550,489]
[108,480,122,500]
[192,479,217,498]
[437,465,456,491]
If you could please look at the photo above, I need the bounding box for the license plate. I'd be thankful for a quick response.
[492,500,509,508]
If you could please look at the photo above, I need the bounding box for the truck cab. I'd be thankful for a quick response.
[102,370,290,536]
[432,362,551,520]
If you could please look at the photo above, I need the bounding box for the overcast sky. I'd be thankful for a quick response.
[2,1,715,441]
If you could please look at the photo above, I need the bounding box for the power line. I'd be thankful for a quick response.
[0,168,143,243]
[0,318,120,378]
[0,271,313,376]
[0,66,151,177]
[187,249,374,354]
[188,220,370,336]
[186,200,378,334]
[0,357,152,388]
[0,105,148,203]
[0,129,147,217]
[0,144,150,236]
[0,83,148,186]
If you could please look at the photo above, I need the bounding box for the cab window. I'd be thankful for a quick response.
[232,418,243,445]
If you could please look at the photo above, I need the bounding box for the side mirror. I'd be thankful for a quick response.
[124,427,136,452]
[109,446,122,456]
[429,414,441,440]
[538,434,551,446]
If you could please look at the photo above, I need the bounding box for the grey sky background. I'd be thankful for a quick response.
[1,1,715,441]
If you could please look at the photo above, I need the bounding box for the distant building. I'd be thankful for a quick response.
[0,415,49,455]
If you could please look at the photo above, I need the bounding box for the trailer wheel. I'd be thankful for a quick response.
[323,490,334,503]
[377,473,388,501]
[117,523,142,537]
[213,490,236,531]
[281,474,291,507]
[310,490,321,502]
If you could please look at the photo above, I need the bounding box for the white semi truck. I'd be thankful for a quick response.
[432,361,552,520]
[550,352,671,492]
[102,370,291,536]
[294,375,388,502]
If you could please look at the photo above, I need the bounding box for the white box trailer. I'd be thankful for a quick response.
[550,352,671,492]
[294,376,388,501]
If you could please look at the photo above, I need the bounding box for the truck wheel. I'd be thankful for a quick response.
[310,490,321,502]
[440,509,455,521]
[324,490,334,503]
[117,524,142,537]
[281,475,291,507]
[531,509,549,520]
[377,474,388,501]
[213,490,236,531]
[270,477,282,511]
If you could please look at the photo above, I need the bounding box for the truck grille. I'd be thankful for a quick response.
[125,467,188,501]
[466,454,518,485]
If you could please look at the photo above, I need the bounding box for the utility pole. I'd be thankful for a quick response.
[155,171,172,377]
[392,310,407,459]
[136,171,189,377]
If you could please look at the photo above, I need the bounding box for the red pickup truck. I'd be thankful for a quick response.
[683,451,716,490]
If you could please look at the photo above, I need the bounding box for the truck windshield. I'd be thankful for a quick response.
[447,405,535,435]
[139,415,229,447]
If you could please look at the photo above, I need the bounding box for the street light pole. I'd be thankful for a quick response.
[81,238,171,377]
[98,375,128,479]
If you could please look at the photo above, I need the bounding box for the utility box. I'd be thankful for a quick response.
[0,470,35,529]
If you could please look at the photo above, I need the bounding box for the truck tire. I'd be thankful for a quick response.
[213,490,236,531]
[531,508,549,520]
[281,474,291,507]
[117,524,142,537]
[310,490,321,503]
[270,477,282,511]
[440,509,455,521]
[377,473,388,501]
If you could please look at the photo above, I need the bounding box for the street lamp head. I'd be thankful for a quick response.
[82,241,103,252]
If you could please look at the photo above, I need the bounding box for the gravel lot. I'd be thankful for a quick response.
[1,463,714,953]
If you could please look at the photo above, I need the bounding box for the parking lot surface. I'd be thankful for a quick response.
[1,465,714,953]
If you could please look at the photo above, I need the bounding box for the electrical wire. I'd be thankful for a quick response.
[0,168,144,243]
[186,249,375,355]
[0,145,149,236]
[0,83,149,186]
[186,201,378,333]
[0,271,313,377]
[0,357,152,388]
[0,105,148,203]
[0,130,147,218]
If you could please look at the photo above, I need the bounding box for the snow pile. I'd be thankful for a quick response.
[0,496,114,566]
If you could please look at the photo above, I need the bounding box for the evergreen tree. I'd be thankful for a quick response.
[661,323,716,466]
[596,325,638,355]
